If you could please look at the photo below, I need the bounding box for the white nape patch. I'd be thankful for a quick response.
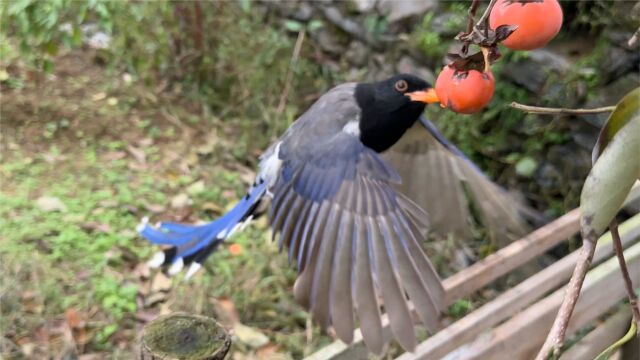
[147,251,165,268]
[168,257,184,275]
[342,120,360,136]
[259,141,283,188]
[184,262,202,280]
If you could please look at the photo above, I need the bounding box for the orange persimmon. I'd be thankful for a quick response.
[489,0,563,50]
[435,65,495,114]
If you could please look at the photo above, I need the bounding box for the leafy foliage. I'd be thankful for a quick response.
[580,88,640,237]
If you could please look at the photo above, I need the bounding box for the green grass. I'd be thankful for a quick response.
[0,139,332,357]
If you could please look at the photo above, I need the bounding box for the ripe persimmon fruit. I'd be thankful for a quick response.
[435,65,495,114]
[489,0,563,50]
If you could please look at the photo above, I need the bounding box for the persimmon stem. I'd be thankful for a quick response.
[481,47,490,73]
[510,102,616,115]
[610,218,640,325]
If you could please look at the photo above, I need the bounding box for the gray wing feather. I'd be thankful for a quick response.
[329,211,355,343]
[383,120,528,244]
[272,86,445,353]
[372,217,416,351]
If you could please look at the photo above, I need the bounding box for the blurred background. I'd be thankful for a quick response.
[1,0,638,359]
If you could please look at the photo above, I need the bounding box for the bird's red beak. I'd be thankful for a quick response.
[406,88,440,104]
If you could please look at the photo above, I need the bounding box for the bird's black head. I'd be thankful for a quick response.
[355,74,439,152]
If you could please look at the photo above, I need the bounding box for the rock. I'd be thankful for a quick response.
[291,2,314,21]
[313,27,346,54]
[351,0,376,13]
[527,49,571,73]
[430,12,466,37]
[377,0,437,23]
[345,41,370,67]
[170,193,192,209]
[501,49,571,93]
[368,54,395,81]
[151,272,173,293]
[186,180,206,195]
[535,163,562,191]
[598,44,640,84]
[581,74,640,128]
[36,196,67,212]
[233,323,270,348]
[536,145,592,194]
[396,56,435,83]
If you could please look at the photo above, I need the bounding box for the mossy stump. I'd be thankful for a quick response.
[140,313,231,360]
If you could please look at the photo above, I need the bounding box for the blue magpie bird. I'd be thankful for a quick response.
[138,74,526,353]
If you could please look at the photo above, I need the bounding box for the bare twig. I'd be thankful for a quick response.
[629,27,640,48]
[611,218,640,324]
[535,237,597,360]
[461,0,481,55]
[510,102,616,115]
[476,0,499,35]
[276,30,306,117]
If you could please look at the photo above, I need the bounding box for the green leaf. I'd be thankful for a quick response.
[580,101,640,237]
[594,320,637,360]
[593,87,640,163]
[42,58,53,73]
[515,156,537,178]
[308,20,323,32]
[284,20,303,32]
[238,0,251,13]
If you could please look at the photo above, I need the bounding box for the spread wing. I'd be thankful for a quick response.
[271,130,445,354]
[383,116,528,244]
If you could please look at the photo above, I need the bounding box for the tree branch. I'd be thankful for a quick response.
[535,236,597,360]
[510,102,616,115]
[610,218,640,325]
[461,0,481,55]
[476,0,499,35]
[629,27,640,48]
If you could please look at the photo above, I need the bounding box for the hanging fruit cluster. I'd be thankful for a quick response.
[433,0,564,114]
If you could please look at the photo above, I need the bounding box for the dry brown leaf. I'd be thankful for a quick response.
[151,272,172,293]
[80,222,112,233]
[20,291,43,314]
[257,344,286,360]
[214,297,240,325]
[126,144,146,164]
[64,309,83,329]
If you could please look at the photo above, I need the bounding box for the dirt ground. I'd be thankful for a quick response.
[1,49,336,359]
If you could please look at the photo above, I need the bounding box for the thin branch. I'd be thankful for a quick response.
[476,0,499,35]
[276,29,306,117]
[629,27,640,48]
[510,102,616,115]
[461,0,481,55]
[536,237,597,360]
[610,218,640,324]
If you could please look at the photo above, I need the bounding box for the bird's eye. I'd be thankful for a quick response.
[394,80,408,92]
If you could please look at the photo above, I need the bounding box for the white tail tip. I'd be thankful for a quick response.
[168,257,184,276]
[136,216,150,232]
[147,251,165,268]
[184,262,202,280]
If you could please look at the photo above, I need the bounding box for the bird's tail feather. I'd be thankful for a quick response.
[137,181,268,277]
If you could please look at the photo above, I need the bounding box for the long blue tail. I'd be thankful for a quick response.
[137,180,268,277]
